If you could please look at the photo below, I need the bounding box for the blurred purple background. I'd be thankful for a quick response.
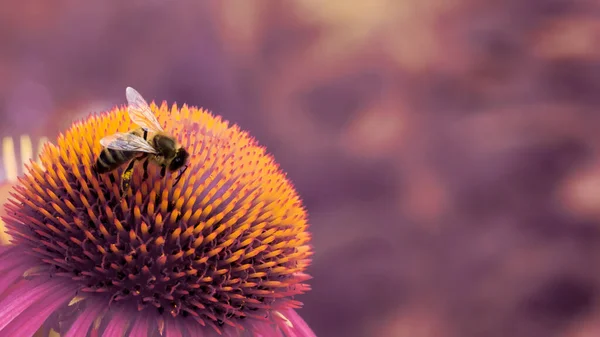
[3,1,600,336]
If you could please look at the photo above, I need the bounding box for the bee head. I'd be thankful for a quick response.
[169,148,189,171]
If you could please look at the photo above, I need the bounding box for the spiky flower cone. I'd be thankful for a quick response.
[0,134,48,244]
[0,95,314,336]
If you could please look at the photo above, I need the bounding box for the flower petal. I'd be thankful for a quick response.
[128,311,150,337]
[275,309,316,337]
[0,277,72,330]
[0,267,28,299]
[245,319,281,337]
[166,318,183,337]
[64,299,104,337]
[0,246,30,271]
[0,249,32,296]
[183,319,202,337]
[101,307,129,337]
[0,278,73,336]
[0,249,33,295]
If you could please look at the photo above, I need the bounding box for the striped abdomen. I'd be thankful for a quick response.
[94,148,138,173]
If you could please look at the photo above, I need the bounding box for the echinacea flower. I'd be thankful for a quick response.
[0,135,47,245]
[0,91,314,336]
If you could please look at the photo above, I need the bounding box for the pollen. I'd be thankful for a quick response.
[3,101,312,332]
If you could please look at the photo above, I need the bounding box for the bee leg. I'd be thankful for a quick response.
[108,173,116,185]
[120,159,137,192]
[173,165,188,187]
[160,165,167,178]
[142,157,150,181]
[142,129,148,140]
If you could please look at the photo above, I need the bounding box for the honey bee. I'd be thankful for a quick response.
[94,87,189,191]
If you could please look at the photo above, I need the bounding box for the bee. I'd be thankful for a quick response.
[94,87,189,192]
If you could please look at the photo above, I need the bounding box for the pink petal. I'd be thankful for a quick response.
[128,312,150,337]
[0,277,72,330]
[102,308,128,337]
[276,310,316,337]
[0,279,74,336]
[0,247,35,295]
[0,245,10,255]
[64,299,105,337]
[183,319,202,337]
[0,247,30,272]
[222,328,245,337]
[247,318,281,336]
[33,324,53,337]
[166,318,183,337]
[0,265,28,296]
[244,319,281,337]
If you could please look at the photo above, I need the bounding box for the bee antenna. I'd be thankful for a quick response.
[173,165,188,187]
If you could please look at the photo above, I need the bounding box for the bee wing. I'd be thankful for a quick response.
[100,133,158,154]
[125,87,164,132]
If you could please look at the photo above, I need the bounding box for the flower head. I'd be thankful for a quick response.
[0,90,314,336]
[0,134,48,245]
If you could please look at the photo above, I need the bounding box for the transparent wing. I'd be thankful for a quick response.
[125,87,164,132]
[99,133,158,154]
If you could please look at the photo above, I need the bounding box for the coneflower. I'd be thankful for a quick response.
[0,89,314,336]
[0,134,47,244]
